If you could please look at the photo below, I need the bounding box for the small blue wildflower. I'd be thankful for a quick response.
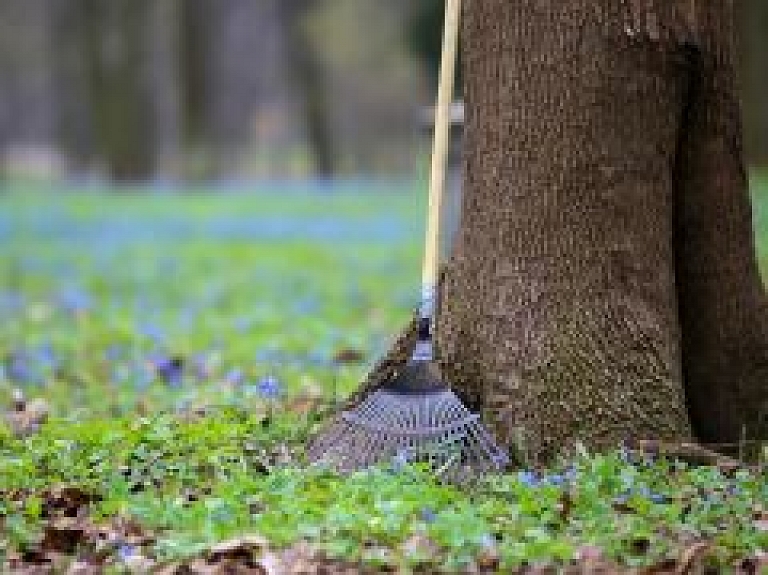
[152,355,184,387]
[35,342,59,372]
[0,363,6,381]
[546,473,566,486]
[305,349,330,367]
[725,484,741,497]
[635,486,667,504]
[6,352,38,385]
[420,507,437,523]
[478,533,497,549]
[138,322,165,343]
[517,470,539,487]
[193,354,212,380]
[177,307,196,330]
[225,368,245,386]
[292,297,320,314]
[117,544,136,562]
[253,375,283,399]
[104,344,123,362]
[58,287,92,314]
[391,449,411,472]
[0,291,25,312]
[233,316,254,333]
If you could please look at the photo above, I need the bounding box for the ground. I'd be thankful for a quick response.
[0,178,766,573]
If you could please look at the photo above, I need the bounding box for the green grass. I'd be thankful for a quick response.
[0,186,426,416]
[0,181,767,572]
[1,410,766,572]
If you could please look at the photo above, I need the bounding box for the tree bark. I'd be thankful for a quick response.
[350,0,767,462]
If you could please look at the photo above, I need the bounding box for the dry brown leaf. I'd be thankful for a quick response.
[5,397,49,437]
[674,542,712,574]
[43,486,95,519]
[333,348,365,364]
[205,535,270,573]
[40,518,87,554]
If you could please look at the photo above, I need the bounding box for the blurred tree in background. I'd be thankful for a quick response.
[739,0,768,169]
[0,0,763,183]
[406,0,461,97]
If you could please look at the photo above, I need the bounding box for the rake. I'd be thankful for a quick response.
[307,0,508,482]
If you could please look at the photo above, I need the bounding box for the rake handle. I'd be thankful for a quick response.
[421,0,462,323]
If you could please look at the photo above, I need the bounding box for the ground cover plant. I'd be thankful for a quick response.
[1,179,767,573]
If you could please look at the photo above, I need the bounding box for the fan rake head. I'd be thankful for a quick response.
[307,361,509,483]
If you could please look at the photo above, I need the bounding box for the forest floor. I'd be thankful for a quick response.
[0,180,766,574]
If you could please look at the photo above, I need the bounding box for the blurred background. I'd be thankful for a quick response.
[0,0,762,184]
[0,0,454,183]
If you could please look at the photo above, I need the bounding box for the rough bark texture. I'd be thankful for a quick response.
[348,0,767,463]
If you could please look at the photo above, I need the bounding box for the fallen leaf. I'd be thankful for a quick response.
[5,397,49,437]
[675,541,712,574]
[206,535,269,572]
[333,348,365,364]
[42,487,96,519]
[40,519,87,554]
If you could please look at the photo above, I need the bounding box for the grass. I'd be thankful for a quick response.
[0,185,426,416]
[0,180,767,573]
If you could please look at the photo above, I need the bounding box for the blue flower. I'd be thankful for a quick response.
[117,544,136,562]
[0,291,25,312]
[6,351,39,385]
[292,297,320,314]
[545,473,566,486]
[420,507,437,523]
[478,533,497,549]
[233,316,254,333]
[249,375,283,399]
[225,368,245,386]
[151,355,184,387]
[193,354,214,380]
[104,344,124,362]
[301,349,325,367]
[517,470,539,487]
[139,322,165,343]
[35,342,58,372]
[391,449,411,472]
[57,287,92,314]
[637,486,668,504]
[177,307,196,330]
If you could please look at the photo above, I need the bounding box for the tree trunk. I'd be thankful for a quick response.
[351,0,767,462]
[0,0,58,153]
[278,0,337,178]
[674,3,768,456]
[739,0,768,168]
[147,0,182,178]
[82,0,154,182]
[55,0,97,172]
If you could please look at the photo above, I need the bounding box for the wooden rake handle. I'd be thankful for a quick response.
[421,0,462,320]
